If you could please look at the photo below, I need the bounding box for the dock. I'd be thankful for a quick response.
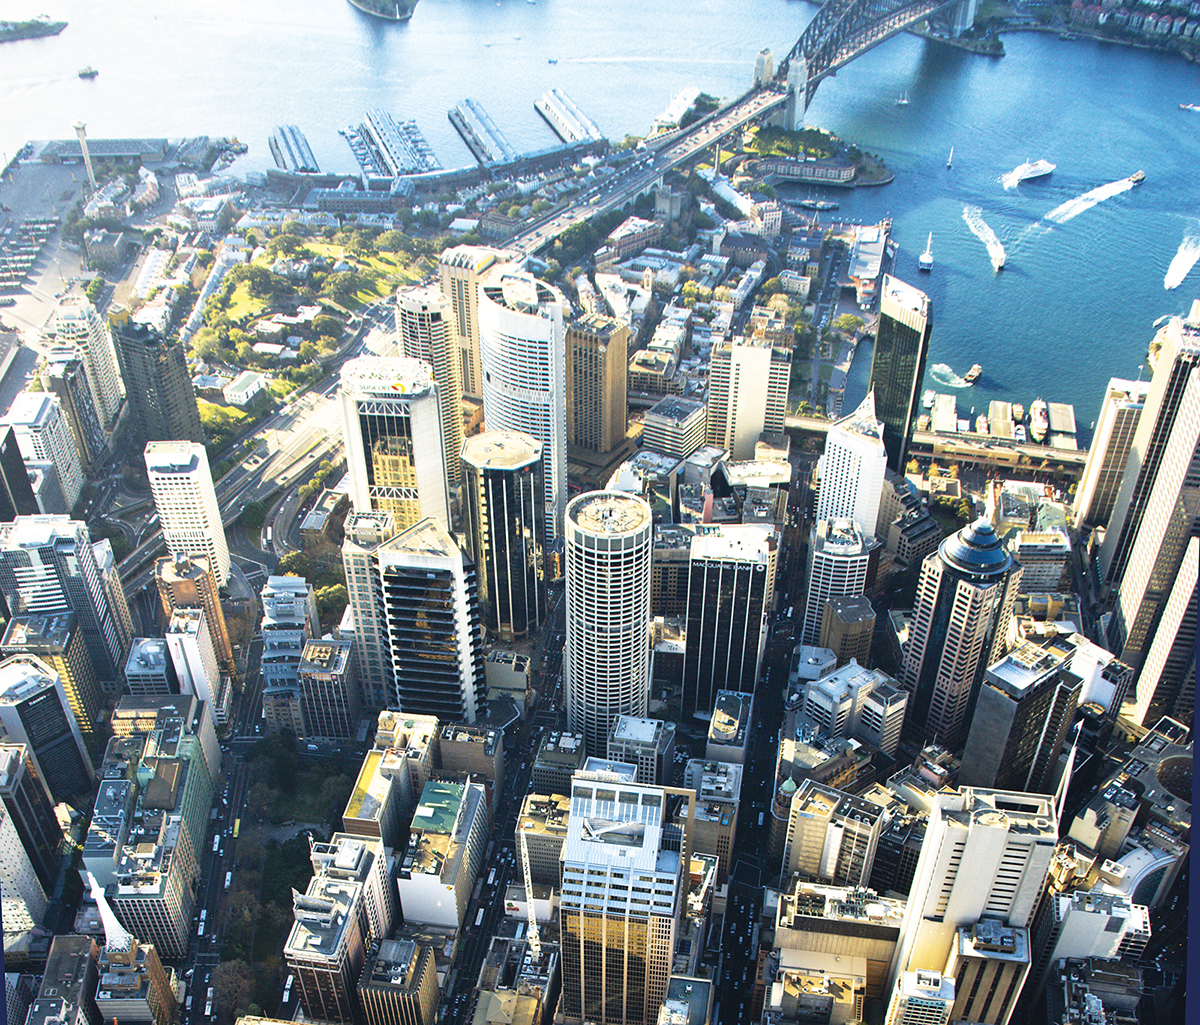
[341,109,441,178]
[988,401,1014,440]
[931,393,958,434]
[449,99,518,165]
[534,89,603,144]
[269,125,319,174]
[1047,402,1078,450]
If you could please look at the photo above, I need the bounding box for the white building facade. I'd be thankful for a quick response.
[144,442,230,587]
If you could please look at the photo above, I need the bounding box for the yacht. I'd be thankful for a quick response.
[1012,158,1056,182]
[918,233,933,271]
[947,146,954,168]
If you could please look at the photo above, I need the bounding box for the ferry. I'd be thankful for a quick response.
[1128,169,1145,185]
[1012,402,1026,424]
[1012,158,1056,182]
[78,67,98,79]
[1030,398,1049,442]
[963,364,982,383]
[923,389,936,409]
[799,198,839,211]
[919,233,933,271]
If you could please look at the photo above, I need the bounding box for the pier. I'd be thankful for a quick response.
[341,109,441,178]
[269,125,319,174]
[534,89,603,144]
[449,99,518,165]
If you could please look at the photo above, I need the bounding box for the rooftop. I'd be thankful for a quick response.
[646,396,707,424]
[567,491,651,534]
[709,691,752,747]
[611,715,668,745]
[461,430,542,470]
[339,356,436,397]
[411,780,467,835]
[143,440,203,471]
[298,640,352,676]
[3,613,75,651]
[386,516,461,559]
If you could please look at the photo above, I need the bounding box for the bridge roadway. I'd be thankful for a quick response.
[509,86,788,257]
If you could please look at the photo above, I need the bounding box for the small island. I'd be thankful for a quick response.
[346,0,418,21]
[0,17,67,44]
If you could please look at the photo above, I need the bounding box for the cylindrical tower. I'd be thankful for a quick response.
[564,491,653,755]
[461,430,545,641]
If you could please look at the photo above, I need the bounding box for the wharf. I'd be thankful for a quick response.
[449,100,518,165]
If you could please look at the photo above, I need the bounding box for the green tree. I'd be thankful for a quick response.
[833,313,865,334]
[239,501,269,531]
[298,342,318,363]
[312,314,342,339]
[315,584,349,626]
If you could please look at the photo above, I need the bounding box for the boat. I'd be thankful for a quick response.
[923,389,936,409]
[78,67,98,79]
[1180,103,1200,112]
[1012,402,1025,424]
[1011,158,1056,182]
[1014,424,1028,443]
[975,414,989,434]
[799,198,839,211]
[1128,169,1145,185]
[947,146,954,169]
[548,58,558,64]
[896,90,909,106]
[963,363,983,383]
[918,233,933,271]
[346,0,418,19]
[1030,398,1049,442]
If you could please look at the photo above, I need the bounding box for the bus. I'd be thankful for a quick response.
[232,819,240,839]
[283,974,294,1002]
[265,526,273,545]
[225,871,232,889]
[475,908,485,927]
[204,990,213,1018]
[757,812,765,827]
[197,922,204,937]
[200,910,207,922]
[487,868,496,887]
[212,835,220,853]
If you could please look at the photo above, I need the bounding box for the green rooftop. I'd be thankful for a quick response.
[411,780,465,834]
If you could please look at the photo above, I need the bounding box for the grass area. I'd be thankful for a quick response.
[225,280,269,321]
[263,240,427,307]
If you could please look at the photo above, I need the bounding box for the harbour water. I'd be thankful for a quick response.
[2,0,1199,431]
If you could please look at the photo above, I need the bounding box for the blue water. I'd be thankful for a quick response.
[2,0,1199,428]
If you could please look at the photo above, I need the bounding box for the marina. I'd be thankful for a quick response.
[269,125,320,174]
[449,99,519,165]
[340,109,441,178]
[920,393,1078,449]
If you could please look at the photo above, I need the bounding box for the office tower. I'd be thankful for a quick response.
[164,608,223,722]
[298,640,360,741]
[516,792,572,889]
[124,639,179,696]
[342,510,396,709]
[460,430,545,640]
[0,796,49,930]
[1072,378,1149,528]
[108,312,202,446]
[358,939,439,1025]
[1,613,102,742]
[705,334,791,460]
[681,523,776,719]
[50,294,125,433]
[816,390,887,535]
[439,244,512,399]
[705,690,753,764]
[154,555,234,678]
[1010,530,1070,592]
[564,492,653,755]
[559,777,684,1025]
[566,313,629,454]
[478,267,567,538]
[890,788,1057,994]
[800,519,871,648]
[940,920,1033,1025]
[1,393,85,510]
[607,715,676,786]
[42,351,107,473]
[310,833,398,943]
[93,538,134,665]
[885,972,955,1025]
[531,731,587,796]
[799,660,907,756]
[286,876,367,1024]
[261,576,320,688]
[144,442,230,588]
[0,742,63,890]
[900,519,1022,749]
[474,937,559,1025]
[396,286,465,490]
[820,595,875,668]
[26,935,103,1025]
[642,397,707,460]
[781,779,886,887]
[959,642,1082,794]
[339,356,451,531]
[439,721,505,805]
[651,524,693,616]
[91,877,177,1025]
[0,425,38,522]
[869,275,932,472]
[683,759,740,882]
[0,655,94,803]
[1028,891,1150,997]
[1130,535,1196,726]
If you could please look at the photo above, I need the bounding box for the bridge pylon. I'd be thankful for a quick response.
[782,58,808,131]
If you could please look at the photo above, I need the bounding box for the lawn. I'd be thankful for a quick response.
[225,280,269,322]
[272,240,428,306]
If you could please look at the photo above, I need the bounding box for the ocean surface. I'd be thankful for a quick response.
[3,0,1200,434]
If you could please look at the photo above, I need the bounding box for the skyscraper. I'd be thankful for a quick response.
[900,520,1022,749]
[1,613,102,743]
[164,607,222,722]
[681,523,777,719]
[144,442,230,588]
[478,267,567,539]
[1,393,85,511]
[0,742,63,891]
[1072,378,1149,528]
[781,779,886,888]
[800,519,871,649]
[0,516,129,690]
[342,510,396,710]
[1127,535,1196,727]
[42,350,107,473]
[564,492,652,754]
[339,356,451,531]
[396,286,465,490]
[816,391,887,536]
[154,555,234,679]
[869,276,932,473]
[108,312,203,446]
[705,334,791,460]
[0,797,49,931]
[0,426,38,523]
[565,313,629,455]
[260,575,321,689]
[460,431,545,641]
[49,294,125,435]
[298,640,361,741]
[439,244,512,399]
[640,397,707,460]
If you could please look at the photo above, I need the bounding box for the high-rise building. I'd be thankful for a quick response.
[1129,535,1196,726]
[1,613,102,742]
[959,641,1082,794]
[1009,530,1071,592]
[816,391,887,536]
[357,938,439,1025]
[885,971,955,1025]
[123,639,179,696]
[940,920,1031,1025]
[705,334,791,460]
[94,537,134,665]
[49,294,125,435]
[42,350,107,473]
[798,660,907,757]
[108,312,202,446]
[460,431,545,641]
[339,356,451,532]
[154,555,234,678]
[868,276,932,473]
[0,742,63,891]
[641,397,707,460]
[1072,378,1149,528]
[1028,890,1150,998]
[781,779,887,888]
[681,523,777,719]
[164,607,224,723]
[478,268,567,539]
[800,519,871,649]
[439,245,512,399]
[341,510,396,709]
[144,442,230,588]
[286,876,367,1024]
[0,425,38,522]
[819,595,876,668]
[900,520,1022,749]
[558,776,684,1025]
[260,576,320,689]
[396,286,465,490]
[90,876,177,1025]
[0,516,130,691]
[566,313,629,455]
[26,935,103,1025]
[0,655,95,804]
[606,715,676,786]
[0,794,49,930]
[564,492,653,754]
[298,640,360,741]
[2,393,85,511]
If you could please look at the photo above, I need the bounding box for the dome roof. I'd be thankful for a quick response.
[939,518,1013,576]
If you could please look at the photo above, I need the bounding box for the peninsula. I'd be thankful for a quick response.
[0,17,67,43]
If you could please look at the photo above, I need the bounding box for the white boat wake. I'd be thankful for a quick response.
[930,363,969,388]
[1044,177,1136,224]
[962,205,1006,271]
[1000,165,1027,190]
[1164,231,1200,290]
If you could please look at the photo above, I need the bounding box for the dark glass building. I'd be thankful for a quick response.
[460,431,545,641]
[42,352,106,473]
[868,275,932,473]
[0,426,38,523]
[0,741,63,889]
[108,310,203,446]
